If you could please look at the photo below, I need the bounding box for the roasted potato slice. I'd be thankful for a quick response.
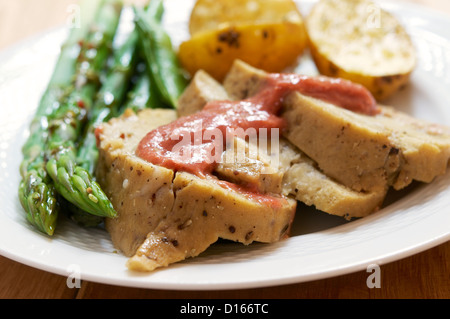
[189,0,303,35]
[306,0,416,101]
[179,0,308,81]
[179,23,307,82]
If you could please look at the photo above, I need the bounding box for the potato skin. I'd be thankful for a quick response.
[309,42,413,101]
[179,22,307,82]
[306,0,416,101]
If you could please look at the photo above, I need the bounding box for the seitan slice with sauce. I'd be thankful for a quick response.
[180,65,388,218]
[282,92,401,193]
[96,108,296,270]
[223,59,450,193]
[96,108,178,256]
[177,69,229,117]
[127,172,296,272]
[215,136,284,194]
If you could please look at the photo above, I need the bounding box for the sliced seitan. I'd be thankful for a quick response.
[96,108,178,256]
[96,108,296,271]
[97,60,450,271]
[183,65,389,217]
[373,106,450,190]
[279,140,386,219]
[215,136,284,194]
[177,69,229,117]
[223,59,450,193]
[223,59,268,101]
[282,92,450,192]
[127,172,296,272]
[282,92,401,192]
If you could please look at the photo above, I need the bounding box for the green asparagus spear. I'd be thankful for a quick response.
[18,0,105,235]
[45,0,123,218]
[65,0,168,226]
[133,4,189,109]
[68,20,142,227]
[144,0,165,22]
[77,0,168,175]
[121,66,163,112]
[120,0,167,113]
[76,31,140,175]
[61,198,105,228]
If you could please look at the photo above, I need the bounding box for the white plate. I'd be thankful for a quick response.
[0,0,449,291]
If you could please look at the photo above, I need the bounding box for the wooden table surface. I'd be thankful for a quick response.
[0,0,449,300]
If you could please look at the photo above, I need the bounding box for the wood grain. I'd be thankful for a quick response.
[0,255,77,299]
[0,0,449,300]
[77,241,450,299]
[1,241,447,299]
